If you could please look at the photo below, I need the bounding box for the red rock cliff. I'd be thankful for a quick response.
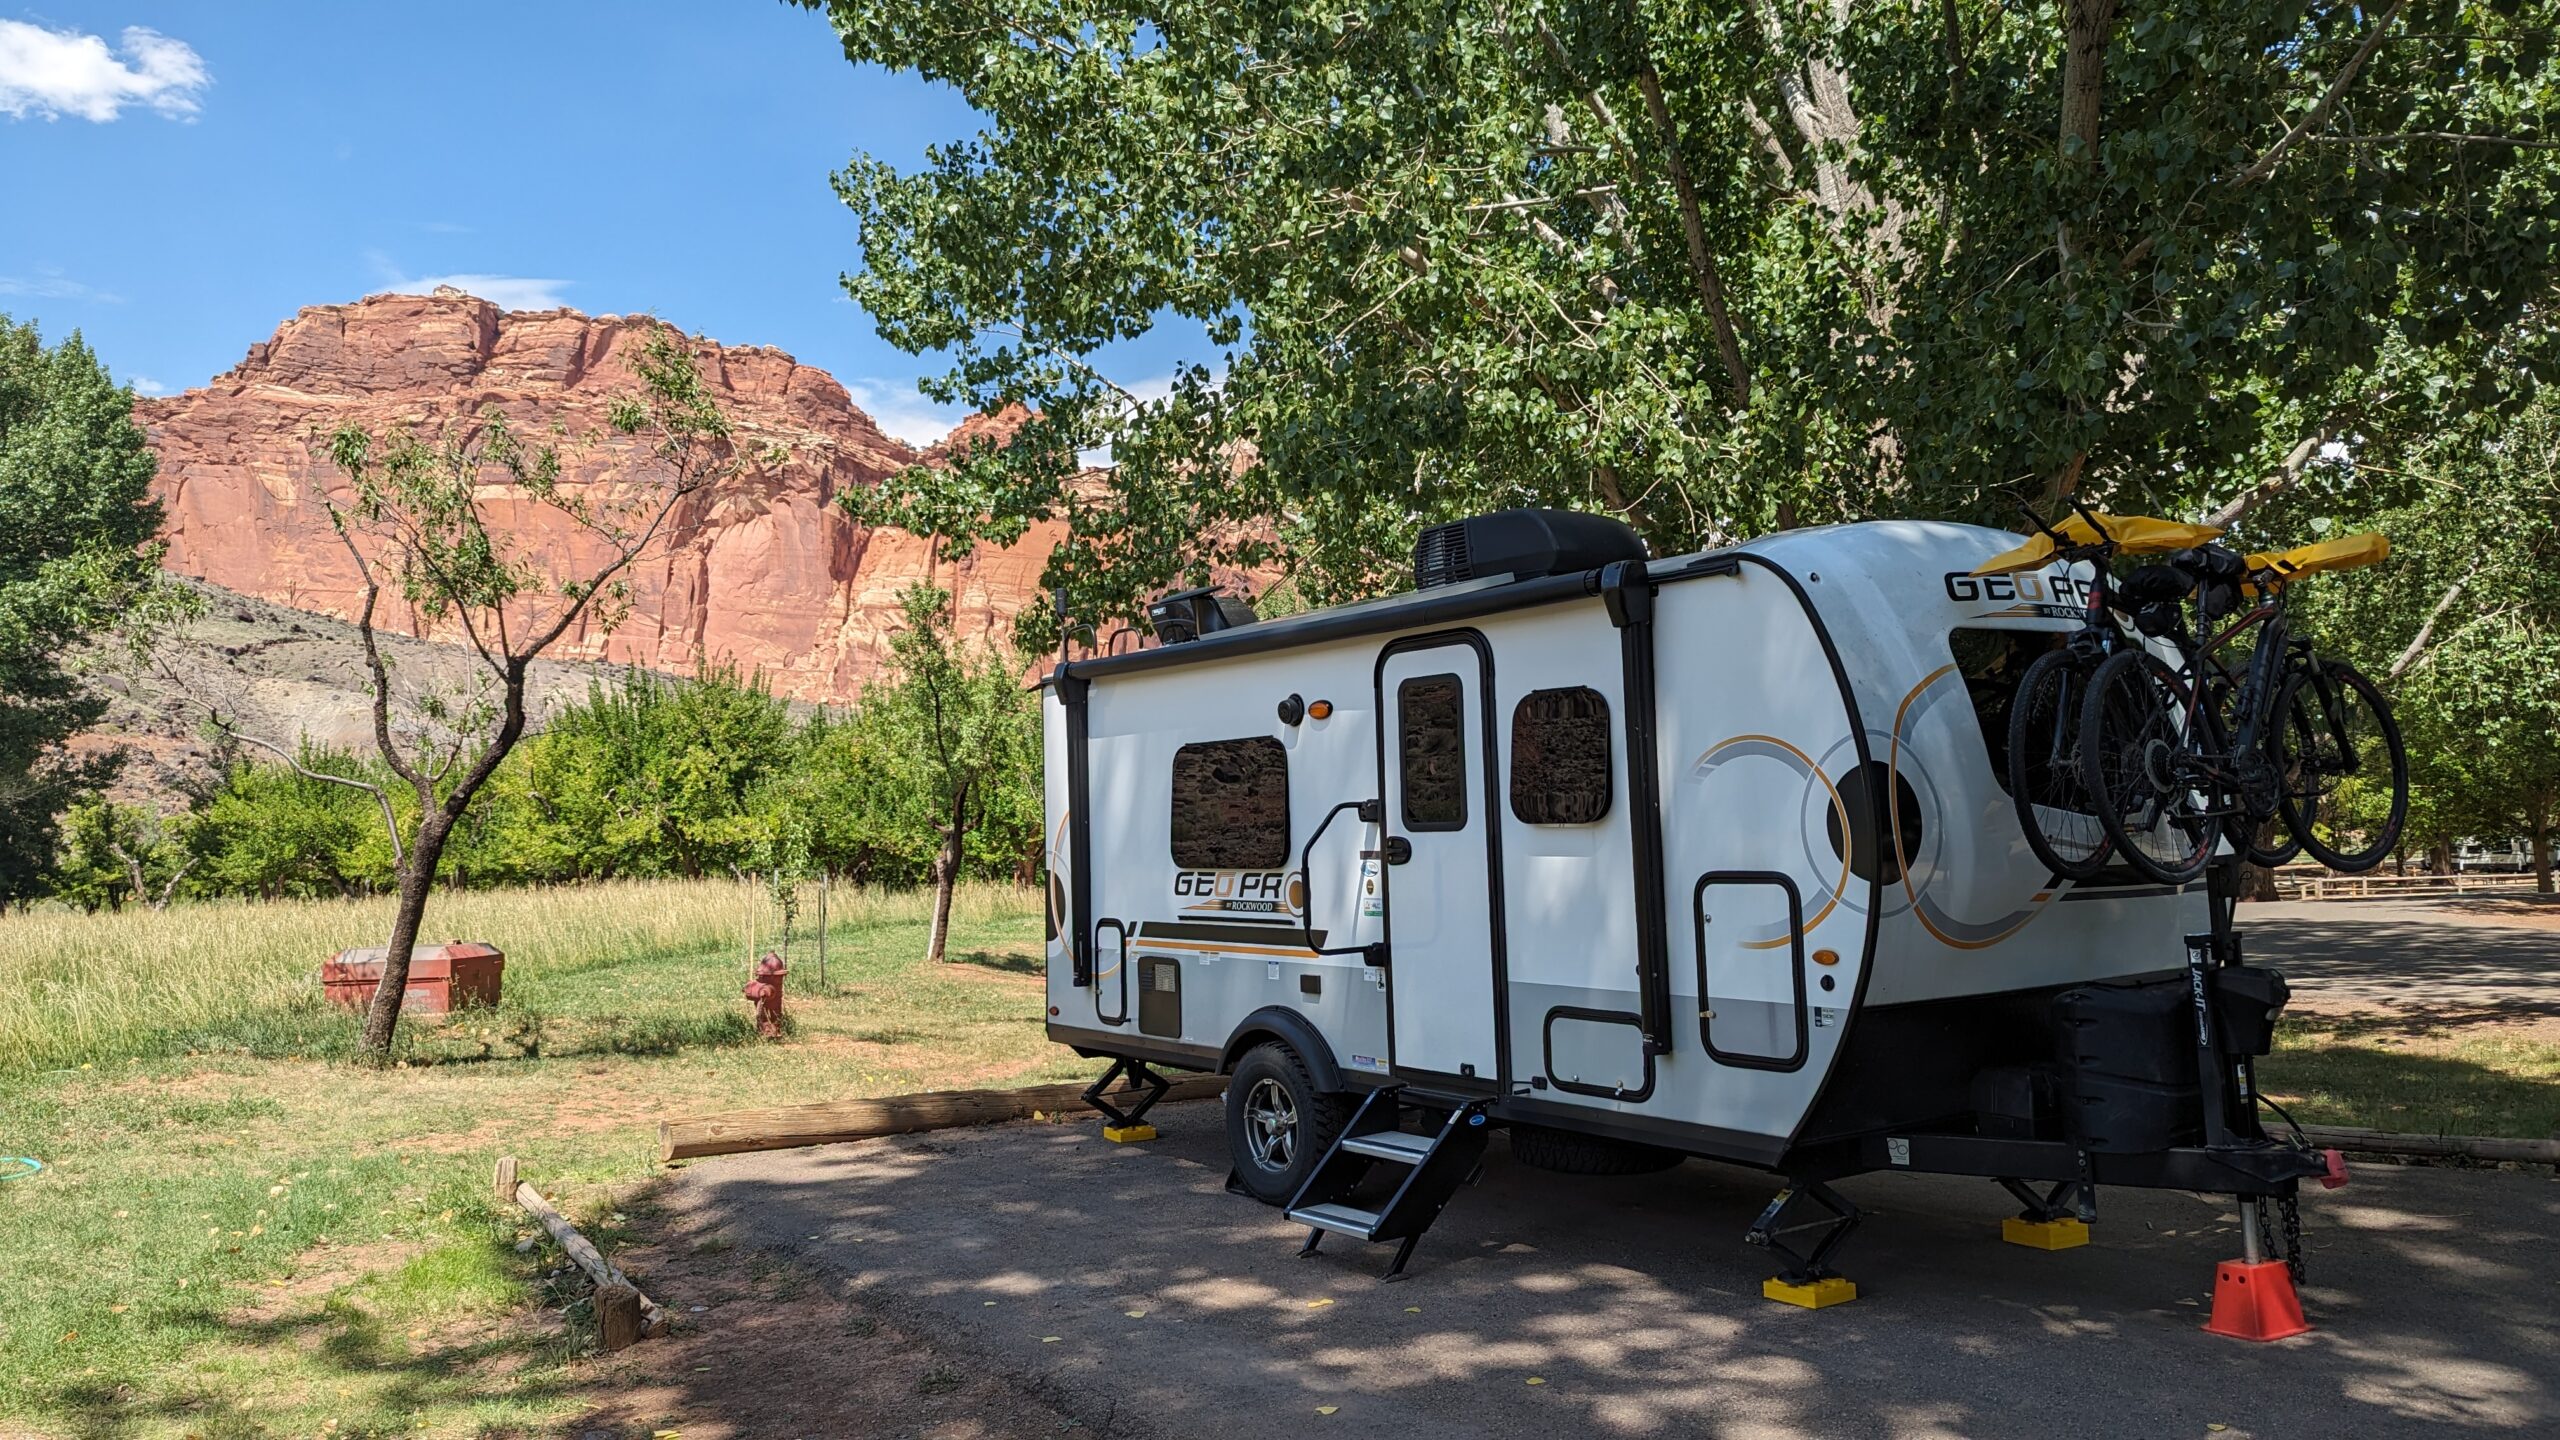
[143,292,1070,704]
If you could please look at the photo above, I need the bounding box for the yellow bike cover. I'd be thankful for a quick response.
[1972,513,2229,577]
[2244,532,2390,585]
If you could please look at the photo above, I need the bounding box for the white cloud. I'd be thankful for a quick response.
[130,375,170,396]
[0,21,207,122]
[844,379,972,449]
[380,272,574,312]
[0,268,122,303]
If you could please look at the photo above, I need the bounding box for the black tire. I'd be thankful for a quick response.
[1224,1040,1350,1205]
[2277,660,2409,874]
[1507,1123,1685,1176]
[2228,671,2309,867]
[2006,648,2113,879]
[2079,648,2217,885]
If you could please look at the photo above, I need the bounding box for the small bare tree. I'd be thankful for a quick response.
[246,324,740,1058]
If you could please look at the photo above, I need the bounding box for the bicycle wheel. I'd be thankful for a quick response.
[2276,660,2408,873]
[2079,648,2217,885]
[2211,663,2306,868]
[2006,648,2112,879]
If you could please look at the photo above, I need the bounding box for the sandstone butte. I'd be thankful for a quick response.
[142,290,1079,707]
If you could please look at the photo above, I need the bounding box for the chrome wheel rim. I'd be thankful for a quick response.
[1242,1078,1299,1172]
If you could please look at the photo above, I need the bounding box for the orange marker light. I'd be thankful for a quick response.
[1308,700,1334,720]
[1812,949,1840,967]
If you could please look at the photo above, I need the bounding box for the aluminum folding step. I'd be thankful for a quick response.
[1339,1130,1436,1163]
[1287,1200,1384,1240]
[1281,1086,1495,1280]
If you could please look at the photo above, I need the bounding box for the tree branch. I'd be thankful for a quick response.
[2204,424,2336,528]
[2232,0,2410,186]
[2387,568,2473,683]
[1634,62,1752,408]
[214,717,408,869]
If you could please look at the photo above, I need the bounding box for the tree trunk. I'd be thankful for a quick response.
[2427,839,2453,877]
[360,813,454,1058]
[2533,800,2554,896]
[925,826,963,965]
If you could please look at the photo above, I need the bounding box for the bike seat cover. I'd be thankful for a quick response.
[2244,532,2391,583]
[1972,513,2228,576]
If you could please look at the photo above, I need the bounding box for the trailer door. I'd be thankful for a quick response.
[1378,637,1504,1086]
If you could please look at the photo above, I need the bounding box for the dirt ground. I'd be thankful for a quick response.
[591,896,2560,1439]
[556,1179,1086,1440]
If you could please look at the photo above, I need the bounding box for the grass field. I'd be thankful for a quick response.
[0,877,1075,1439]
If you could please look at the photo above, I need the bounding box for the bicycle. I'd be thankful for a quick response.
[1973,501,2226,881]
[2078,533,2408,885]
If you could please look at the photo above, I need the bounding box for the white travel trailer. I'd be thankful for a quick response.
[1042,510,2333,1300]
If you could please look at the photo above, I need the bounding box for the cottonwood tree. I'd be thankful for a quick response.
[215,326,744,1056]
[806,0,2560,636]
[859,583,1035,964]
[0,316,165,904]
[2293,388,2560,890]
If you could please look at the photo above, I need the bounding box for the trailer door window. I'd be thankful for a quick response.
[1510,686,1613,824]
[1397,674,1469,831]
[1170,737,1292,869]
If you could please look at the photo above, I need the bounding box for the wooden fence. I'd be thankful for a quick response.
[2275,869,2547,901]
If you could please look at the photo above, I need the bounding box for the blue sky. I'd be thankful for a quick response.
[0,3,1207,445]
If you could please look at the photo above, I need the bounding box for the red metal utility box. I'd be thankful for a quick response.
[322,942,505,1015]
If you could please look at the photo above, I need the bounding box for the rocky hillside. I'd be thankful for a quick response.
[141,291,1063,706]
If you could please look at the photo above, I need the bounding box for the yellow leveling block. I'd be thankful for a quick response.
[1762,1275,1859,1309]
[2003,1215,2091,1250]
[1101,1123,1158,1144]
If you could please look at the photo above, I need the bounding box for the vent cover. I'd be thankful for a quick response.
[1414,522,1474,590]
[1146,585,1258,644]
[1413,508,1647,590]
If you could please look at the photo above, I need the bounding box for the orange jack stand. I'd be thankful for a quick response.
[2203,1259,2309,1341]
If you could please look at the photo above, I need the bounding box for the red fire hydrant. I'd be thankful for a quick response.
[744,952,788,1039]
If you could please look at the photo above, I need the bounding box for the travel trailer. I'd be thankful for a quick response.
[1042,509,2338,1311]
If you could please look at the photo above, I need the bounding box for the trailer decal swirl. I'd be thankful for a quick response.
[1888,667,2053,951]
[1688,734,1850,948]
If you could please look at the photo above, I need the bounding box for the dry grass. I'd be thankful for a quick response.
[0,877,1027,1071]
[0,878,1070,1439]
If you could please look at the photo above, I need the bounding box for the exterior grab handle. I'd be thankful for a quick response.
[1297,798,1389,966]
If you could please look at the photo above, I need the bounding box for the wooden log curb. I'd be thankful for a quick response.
[496,1156,669,1350]
[657,1074,1228,1162]
[2301,1125,2560,1167]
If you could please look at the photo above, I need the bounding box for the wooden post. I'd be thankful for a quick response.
[657,1074,1227,1162]
[492,1155,517,1205]
[596,1282,645,1353]
[497,1154,667,1346]
[817,872,829,989]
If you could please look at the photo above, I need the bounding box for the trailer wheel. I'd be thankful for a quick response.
[1507,1123,1684,1176]
[1224,1040,1348,1205]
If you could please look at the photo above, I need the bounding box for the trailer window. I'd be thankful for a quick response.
[1398,674,1470,830]
[1170,737,1292,869]
[1948,627,2061,796]
[1510,687,1613,824]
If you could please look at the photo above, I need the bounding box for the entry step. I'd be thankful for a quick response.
[1339,1131,1436,1163]
[1288,1201,1384,1241]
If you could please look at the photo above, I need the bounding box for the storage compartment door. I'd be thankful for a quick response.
[1694,871,1808,1069]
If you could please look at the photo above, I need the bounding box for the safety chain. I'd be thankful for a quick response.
[2251,1194,2307,1283]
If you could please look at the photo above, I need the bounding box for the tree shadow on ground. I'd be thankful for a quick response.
[674,1085,2560,1440]
[950,947,1042,976]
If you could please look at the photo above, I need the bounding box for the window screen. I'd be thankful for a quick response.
[1397,674,1469,831]
[1510,686,1613,824]
[1169,737,1291,869]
